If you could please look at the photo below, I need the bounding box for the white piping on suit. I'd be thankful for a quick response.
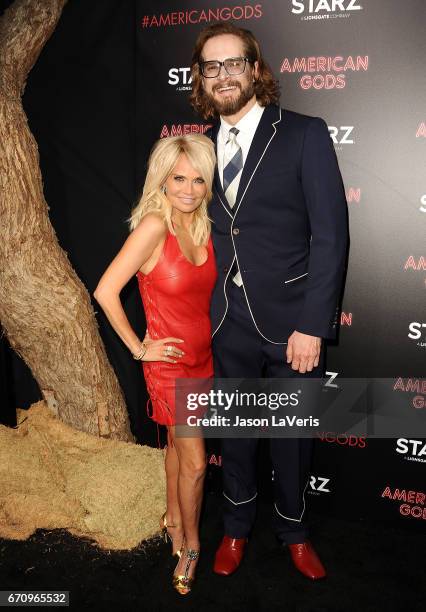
[223,491,258,506]
[212,107,286,344]
[211,242,236,339]
[284,272,308,284]
[274,478,309,522]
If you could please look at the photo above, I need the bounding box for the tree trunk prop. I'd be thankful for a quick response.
[0,2,167,548]
[0,0,133,441]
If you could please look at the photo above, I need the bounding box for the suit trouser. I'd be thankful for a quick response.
[212,281,324,545]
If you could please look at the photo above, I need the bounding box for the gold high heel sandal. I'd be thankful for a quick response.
[172,549,199,596]
[159,513,182,559]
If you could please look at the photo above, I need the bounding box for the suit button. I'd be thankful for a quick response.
[232,228,240,235]
[223,267,229,273]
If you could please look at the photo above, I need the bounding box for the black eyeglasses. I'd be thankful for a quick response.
[199,57,251,78]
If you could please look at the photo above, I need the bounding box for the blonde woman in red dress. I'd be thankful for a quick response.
[94,135,217,595]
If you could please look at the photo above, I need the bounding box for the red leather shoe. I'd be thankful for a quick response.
[288,541,326,580]
[213,536,247,576]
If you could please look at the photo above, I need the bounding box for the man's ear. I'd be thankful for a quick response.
[253,60,260,81]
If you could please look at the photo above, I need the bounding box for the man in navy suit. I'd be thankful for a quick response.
[190,23,348,580]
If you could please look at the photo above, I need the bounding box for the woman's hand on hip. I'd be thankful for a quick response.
[143,336,185,363]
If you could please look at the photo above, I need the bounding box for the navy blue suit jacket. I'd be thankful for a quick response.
[208,104,348,343]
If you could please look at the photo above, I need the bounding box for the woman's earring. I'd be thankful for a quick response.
[161,185,167,195]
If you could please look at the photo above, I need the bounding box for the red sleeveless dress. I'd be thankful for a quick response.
[136,231,217,426]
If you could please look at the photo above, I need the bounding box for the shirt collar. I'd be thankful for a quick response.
[220,101,264,139]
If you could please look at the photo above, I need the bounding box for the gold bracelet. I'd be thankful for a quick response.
[133,342,147,360]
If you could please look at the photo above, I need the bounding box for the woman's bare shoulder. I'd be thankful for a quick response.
[132,212,167,238]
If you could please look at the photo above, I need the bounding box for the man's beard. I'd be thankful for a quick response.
[205,79,255,117]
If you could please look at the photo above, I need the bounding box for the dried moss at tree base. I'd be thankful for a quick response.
[0,402,166,550]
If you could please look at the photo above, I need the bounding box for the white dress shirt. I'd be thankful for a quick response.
[217,101,265,193]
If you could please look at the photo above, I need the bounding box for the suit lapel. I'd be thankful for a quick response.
[209,105,282,218]
[234,104,282,216]
[210,121,234,217]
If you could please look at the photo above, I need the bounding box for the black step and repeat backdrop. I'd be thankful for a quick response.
[1,0,424,527]
[136,0,425,526]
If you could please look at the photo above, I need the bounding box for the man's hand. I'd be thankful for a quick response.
[286,331,321,373]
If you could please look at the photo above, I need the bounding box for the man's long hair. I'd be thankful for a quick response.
[189,22,280,120]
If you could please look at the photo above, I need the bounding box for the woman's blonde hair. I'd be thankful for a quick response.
[129,134,216,246]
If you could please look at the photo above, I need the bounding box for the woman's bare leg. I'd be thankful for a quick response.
[163,429,184,555]
[170,426,206,588]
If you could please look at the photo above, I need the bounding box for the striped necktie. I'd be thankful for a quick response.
[223,127,243,209]
[223,127,244,287]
